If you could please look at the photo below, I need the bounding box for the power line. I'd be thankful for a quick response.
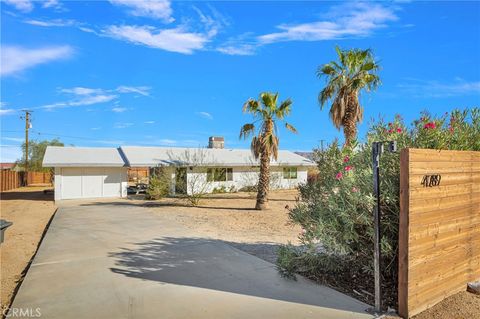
[1,130,113,142]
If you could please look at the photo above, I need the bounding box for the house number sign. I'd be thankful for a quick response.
[421,174,441,187]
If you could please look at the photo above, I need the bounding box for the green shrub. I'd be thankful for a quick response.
[280,108,479,308]
[146,170,170,200]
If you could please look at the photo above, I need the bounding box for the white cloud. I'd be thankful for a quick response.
[0,109,16,116]
[2,137,24,143]
[109,0,174,23]
[112,107,127,113]
[144,121,155,124]
[258,2,398,44]
[69,95,117,107]
[41,93,117,110]
[114,122,134,129]
[217,44,257,56]
[91,127,101,131]
[24,19,75,27]
[197,111,213,120]
[0,101,17,116]
[42,0,62,9]
[116,85,151,96]
[104,25,211,54]
[60,87,104,95]
[1,45,74,77]
[41,85,151,110]
[397,79,480,98]
[3,0,33,12]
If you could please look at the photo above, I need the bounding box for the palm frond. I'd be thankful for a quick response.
[276,98,292,119]
[243,99,260,114]
[250,136,261,160]
[239,123,255,139]
[285,122,298,134]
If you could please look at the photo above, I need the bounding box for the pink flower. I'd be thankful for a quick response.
[424,122,436,129]
[343,156,350,163]
[396,128,402,133]
[335,172,343,180]
[388,129,393,133]
[449,127,454,133]
[352,187,359,193]
[345,165,353,172]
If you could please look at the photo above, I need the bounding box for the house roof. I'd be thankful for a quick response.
[0,163,16,170]
[120,146,316,167]
[42,146,316,168]
[42,147,126,167]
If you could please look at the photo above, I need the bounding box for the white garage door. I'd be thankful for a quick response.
[60,167,126,200]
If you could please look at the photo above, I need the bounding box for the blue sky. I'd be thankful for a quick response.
[1,0,479,162]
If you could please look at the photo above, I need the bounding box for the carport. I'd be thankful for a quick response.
[43,147,128,201]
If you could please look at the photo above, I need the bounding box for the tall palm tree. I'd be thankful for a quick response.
[317,46,380,147]
[240,92,297,210]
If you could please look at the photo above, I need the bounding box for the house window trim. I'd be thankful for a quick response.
[283,167,297,180]
[207,167,233,182]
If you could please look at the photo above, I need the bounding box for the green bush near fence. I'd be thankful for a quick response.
[277,108,480,308]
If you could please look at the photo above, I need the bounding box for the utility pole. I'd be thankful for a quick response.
[21,110,32,186]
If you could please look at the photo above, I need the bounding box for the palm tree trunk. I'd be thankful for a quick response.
[342,97,358,147]
[256,120,273,210]
[256,150,270,210]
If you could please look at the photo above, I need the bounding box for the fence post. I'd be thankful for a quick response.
[398,148,410,318]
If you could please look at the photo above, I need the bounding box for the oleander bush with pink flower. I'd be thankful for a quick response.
[277,108,479,308]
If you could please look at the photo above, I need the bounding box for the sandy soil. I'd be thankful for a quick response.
[411,291,480,319]
[0,187,56,313]
[145,190,302,264]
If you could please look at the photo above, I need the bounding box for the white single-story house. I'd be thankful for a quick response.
[43,138,316,201]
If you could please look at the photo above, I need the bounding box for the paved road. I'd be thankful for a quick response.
[11,200,372,319]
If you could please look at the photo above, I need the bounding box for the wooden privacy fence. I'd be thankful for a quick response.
[128,167,149,183]
[399,148,480,318]
[0,171,52,192]
[0,171,22,192]
[27,171,52,185]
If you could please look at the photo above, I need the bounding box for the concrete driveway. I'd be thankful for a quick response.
[11,200,372,319]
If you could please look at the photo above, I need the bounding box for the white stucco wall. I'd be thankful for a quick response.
[183,166,308,195]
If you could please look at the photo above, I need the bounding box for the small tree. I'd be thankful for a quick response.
[146,166,170,200]
[18,138,64,172]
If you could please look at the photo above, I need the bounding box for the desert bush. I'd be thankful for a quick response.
[145,169,170,200]
[279,108,479,308]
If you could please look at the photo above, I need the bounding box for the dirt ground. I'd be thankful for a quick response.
[411,291,480,319]
[144,190,302,264]
[0,187,56,313]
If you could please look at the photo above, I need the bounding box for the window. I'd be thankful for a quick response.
[207,168,233,182]
[283,167,297,179]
